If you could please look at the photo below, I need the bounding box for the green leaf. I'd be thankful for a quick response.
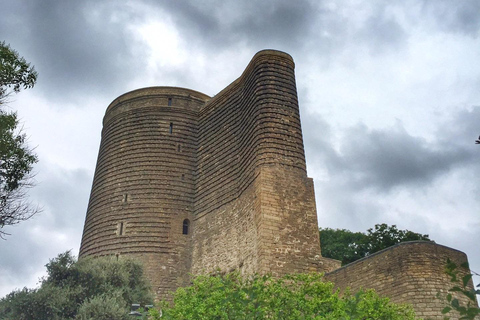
[442,306,452,314]
[451,298,460,309]
[462,274,472,287]
[460,262,469,269]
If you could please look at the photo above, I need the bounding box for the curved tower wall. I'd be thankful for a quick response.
[191,51,332,276]
[79,87,210,297]
[195,51,307,213]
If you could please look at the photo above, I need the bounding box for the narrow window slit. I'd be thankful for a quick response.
[168,97,172,106]
[119,222,124,235]
[169,122,173,134]
[181,174,185,180]
[122,193,128,202]
[178,144,181,152]
[183,219,190,235]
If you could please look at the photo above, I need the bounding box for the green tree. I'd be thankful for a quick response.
[320,223,432,265]
[0,41,39,238]
[365,223,430,255]
[0,251,153,320]
[319,228,368,265]
[150,272,418,320]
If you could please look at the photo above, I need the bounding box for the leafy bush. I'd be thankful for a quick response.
[150,272,417,320]
[0,251,153,320]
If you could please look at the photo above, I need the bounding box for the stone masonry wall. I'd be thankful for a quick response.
[255,166,340,275]
[79,87,210,299]
[195,51,307,216]
[324,241,475,320]
[79,50,475,319]
[191,50,331,275]
[190,178,259,276]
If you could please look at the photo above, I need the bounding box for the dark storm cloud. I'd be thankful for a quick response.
[304,106,480,194]
[0,0,149,104]
[147,0,320,50]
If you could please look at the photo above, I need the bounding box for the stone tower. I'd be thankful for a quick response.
[80,50,337,299]
[80,50,475,319]
[79,87,210,296]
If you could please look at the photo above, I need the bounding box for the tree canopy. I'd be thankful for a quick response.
[0,41,39,238]
[150,272,417,320]
[0,252,153,320]
[320,223,432,265]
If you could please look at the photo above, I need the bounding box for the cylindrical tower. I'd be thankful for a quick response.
[79,87,210,299]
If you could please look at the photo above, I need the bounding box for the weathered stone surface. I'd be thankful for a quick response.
[325,241,475,320]
[79,50,474,318]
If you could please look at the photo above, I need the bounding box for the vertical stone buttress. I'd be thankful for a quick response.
[191,50,337,276]
[79,87,210,299]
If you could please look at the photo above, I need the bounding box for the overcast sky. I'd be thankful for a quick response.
[1,0,479,297]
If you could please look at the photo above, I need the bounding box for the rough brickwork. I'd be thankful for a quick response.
[79,50,474,318]
[192,51,337,277]
[79,87,209,297]
[325,241,475,320]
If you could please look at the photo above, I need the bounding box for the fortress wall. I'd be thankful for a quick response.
[324,241,475,320]
[192,50,325,276]
[80,87,209,299]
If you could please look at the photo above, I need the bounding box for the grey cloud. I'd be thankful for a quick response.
[229,1,318,48]
[30,165,91,231]
[147,0,320,52]
[422,0,480,37]
[0,225,50,286]
[303,107,480,235]
[0,163,91,287]
[360,11,407,54]
[337,122,469,191]
[437,106,480,149]
[0,0,149,104]
[304,107,479,194]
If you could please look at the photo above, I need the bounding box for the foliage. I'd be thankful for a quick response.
[75,294,129,320]
[365,223,431,254]
[0,41,39,238]
[150,272,418,320]
[319,228,368,265]
[320,223,432,265]
[0,251,153,320]
[439,259,480,320]
[0,41,37,99]
[0,110,38,238]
